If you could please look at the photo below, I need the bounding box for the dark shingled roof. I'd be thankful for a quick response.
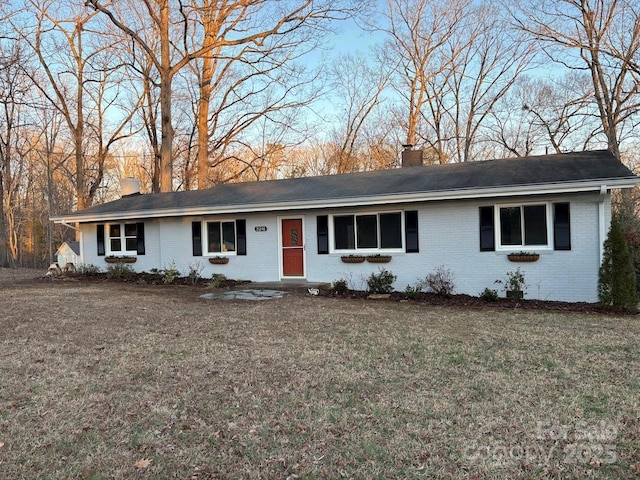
[54,150,638,221]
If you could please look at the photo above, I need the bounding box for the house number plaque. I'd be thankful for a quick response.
[255,226,267,232]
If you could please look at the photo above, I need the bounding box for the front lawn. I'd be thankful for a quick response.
[0,278,638,478]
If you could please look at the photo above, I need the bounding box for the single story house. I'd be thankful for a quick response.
[50,150,640,302]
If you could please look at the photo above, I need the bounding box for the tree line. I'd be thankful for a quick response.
[0,0,638,267]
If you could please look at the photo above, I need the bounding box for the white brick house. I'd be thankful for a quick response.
[51,150,640,302]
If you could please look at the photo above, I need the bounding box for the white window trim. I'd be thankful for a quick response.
[329,210,405,254]
[203,219,238,256]
[495,201,553,251]
[106,222,138,256]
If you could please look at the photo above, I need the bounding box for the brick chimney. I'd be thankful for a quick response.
[401,144,423,167]
[120,177,141,196]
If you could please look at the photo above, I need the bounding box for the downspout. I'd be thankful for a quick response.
[598,185,607,264]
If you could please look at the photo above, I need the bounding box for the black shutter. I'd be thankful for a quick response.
[236,219,247,255]
[192,221,202,256]
[136,222,145,255]
[97,224,105,256]
[479,206,495,251]
[317,215,329,254]
[553,203,571,250]
[405,210,419,253]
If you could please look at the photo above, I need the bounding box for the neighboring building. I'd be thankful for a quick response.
[50,150,640,302]
[55,241,80,269]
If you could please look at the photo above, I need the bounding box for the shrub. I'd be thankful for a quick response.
[106,263,136,280]
[367,268,396,294]
[598,216,638,310]
[614,196,640,296]
[187,262,204,286]
[403,284,422,300]
[331,278,349,295]
[208,273,227,289]
[162,262,180,284]
[479,287,499,302]
[423,265,455,296]
[496,267,527,297]
[75,264,102,276]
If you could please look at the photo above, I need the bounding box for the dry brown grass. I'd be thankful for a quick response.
[0,270,639,479]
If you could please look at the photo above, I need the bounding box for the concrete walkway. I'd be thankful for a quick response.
[199,281,330,301]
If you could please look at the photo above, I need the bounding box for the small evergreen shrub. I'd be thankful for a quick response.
[106,263,136,280]
[479,287,499,302]
[331,278,349,295]
[423,265,456,296]
[403,284,422,300]
[367,268,396,294]
[162,262,180,284]
[598,216,638,310]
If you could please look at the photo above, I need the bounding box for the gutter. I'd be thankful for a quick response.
[50,177,640,224]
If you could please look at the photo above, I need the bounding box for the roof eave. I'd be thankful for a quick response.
[50,177,640,224]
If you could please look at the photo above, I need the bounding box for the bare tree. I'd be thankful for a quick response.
[322,53,393,173]
[86,0,360,191]
[444,3,534,162]
[510,0,640,159]
[375,0,471,152]
[0,43,29,266]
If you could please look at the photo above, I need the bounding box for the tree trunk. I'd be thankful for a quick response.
[159,1,173,193]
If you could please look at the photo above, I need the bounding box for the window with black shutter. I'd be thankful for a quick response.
[553,203,571,250]
[405,211,419,253]
[236,219,247,255]
[479,206,495,251]
[136,222,145,255]
[192,222,202,256]
[97,224,105,256]
[317,216,329,254]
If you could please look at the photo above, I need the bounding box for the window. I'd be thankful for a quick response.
[480,202,570,252]
[333,212,403,251]
[193,219,246,256]
[104,222,144,255]
[498,204,548,248]
[207,221,236,254]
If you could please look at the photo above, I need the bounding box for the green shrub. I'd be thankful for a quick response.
[479,287,499,302]
[162,261,180,284]
[367,268,396,294]
[403,284,422,300]
[331,278,349,295]
[598,216,638,310]
[106,263,136,280]
[496,267,527,297]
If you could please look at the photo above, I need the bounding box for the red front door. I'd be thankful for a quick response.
[282,219,304,276]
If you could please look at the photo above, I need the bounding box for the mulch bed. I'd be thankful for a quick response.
[322,289,637,315]
[32,270,636,315]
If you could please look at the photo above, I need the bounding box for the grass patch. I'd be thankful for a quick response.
[0,278,639,478]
